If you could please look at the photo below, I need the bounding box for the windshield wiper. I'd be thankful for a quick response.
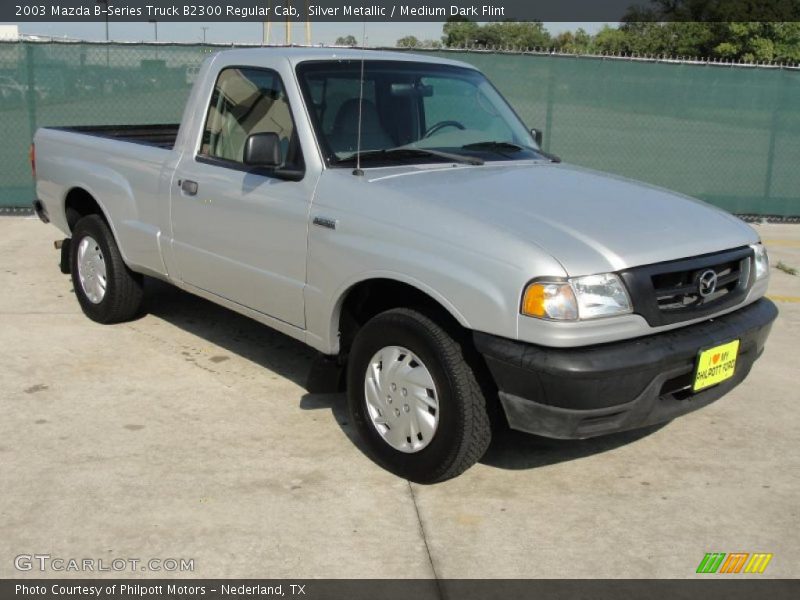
[337,147,484,167]
[462,141,525,152]
[462,141,562,163]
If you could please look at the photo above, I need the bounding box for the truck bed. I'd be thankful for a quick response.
[47,124,179,150]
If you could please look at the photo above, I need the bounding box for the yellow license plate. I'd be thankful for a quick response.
[693,340,740,392]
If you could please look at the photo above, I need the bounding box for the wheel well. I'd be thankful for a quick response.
[64,188,105,232]
[338,279,464,354]
[336,278,501,422]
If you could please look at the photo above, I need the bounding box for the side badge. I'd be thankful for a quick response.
[313,216,337,230]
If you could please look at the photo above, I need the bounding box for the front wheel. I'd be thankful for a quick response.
[70,214,144,324]
[347,308,491,483]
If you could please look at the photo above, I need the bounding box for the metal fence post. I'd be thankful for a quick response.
[25,42,37,145]
[543,57,556,152]
[762,71,783,213]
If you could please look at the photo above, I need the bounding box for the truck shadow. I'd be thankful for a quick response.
[143,278,316,388]
[479,423,667,471]
[143,278,666,473]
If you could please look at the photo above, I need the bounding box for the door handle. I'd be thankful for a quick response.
[180,179,198,196]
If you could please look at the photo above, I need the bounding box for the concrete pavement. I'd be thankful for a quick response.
[1,217,798,579]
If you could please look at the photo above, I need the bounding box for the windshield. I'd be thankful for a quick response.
[296,60,545,166]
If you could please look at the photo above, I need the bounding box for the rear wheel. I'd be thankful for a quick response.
[70,215,143,324]
[347,308,491,483]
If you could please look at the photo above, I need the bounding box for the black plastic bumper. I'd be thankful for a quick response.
[474,298,778,439]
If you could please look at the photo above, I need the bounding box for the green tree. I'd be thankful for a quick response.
[442,19,550,49]
[554,28,593,53]
[477,21,551,49]
[591,21,800,63]
[335,35,358,47]
[441,17,481,47]
[772,22,800,63]
[711,22,800,62]
[421,39,443,49]
[435,12,800,63]
[623,0,800,22]
[665,22,719,57]
[592,25,630,54]
[396,35,420,48]
[615,22,715,57]
[615,1,800,62]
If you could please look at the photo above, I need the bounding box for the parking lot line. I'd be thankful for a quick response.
[763,239,800,248]
[767,295,800,304]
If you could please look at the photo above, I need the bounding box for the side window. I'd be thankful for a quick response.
[200,67,302,168]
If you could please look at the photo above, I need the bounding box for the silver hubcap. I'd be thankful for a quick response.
[364,346,440,453]
[77,236,107,304]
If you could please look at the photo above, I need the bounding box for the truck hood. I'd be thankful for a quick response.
[364,161,758,276]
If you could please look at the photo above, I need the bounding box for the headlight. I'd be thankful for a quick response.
[751,243,769,280]
[521,273,632,321]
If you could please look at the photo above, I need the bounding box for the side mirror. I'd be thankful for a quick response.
[530,128,543,147]
[244,132,282,167]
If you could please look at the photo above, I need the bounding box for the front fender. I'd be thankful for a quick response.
[303,221,552,354]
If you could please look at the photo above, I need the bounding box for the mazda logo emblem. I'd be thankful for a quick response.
[698,269,718,298]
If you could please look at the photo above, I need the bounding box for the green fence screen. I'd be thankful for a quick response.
[1,42,798,216]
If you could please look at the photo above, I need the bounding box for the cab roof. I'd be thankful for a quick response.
[212,46,478,71]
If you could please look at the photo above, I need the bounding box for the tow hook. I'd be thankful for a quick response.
[55,239,71,274]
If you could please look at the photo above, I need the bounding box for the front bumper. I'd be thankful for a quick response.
[474,298,778,439]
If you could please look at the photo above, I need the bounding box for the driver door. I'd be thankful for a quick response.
[170,66,311,328]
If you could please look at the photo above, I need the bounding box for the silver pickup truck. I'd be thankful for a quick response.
[32,48,777,482]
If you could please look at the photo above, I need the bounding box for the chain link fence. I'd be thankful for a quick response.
[1,41,798,216]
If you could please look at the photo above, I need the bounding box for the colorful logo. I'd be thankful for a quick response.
[696,552,773,574]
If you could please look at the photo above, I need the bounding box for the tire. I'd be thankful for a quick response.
[70,214,144,324]
[347,308,492,483]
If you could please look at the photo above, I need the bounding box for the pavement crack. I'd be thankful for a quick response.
[407,480,445,598]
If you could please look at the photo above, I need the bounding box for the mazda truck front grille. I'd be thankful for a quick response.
[619,246,754,326]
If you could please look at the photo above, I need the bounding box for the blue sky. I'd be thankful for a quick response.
[10,21,609,46]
